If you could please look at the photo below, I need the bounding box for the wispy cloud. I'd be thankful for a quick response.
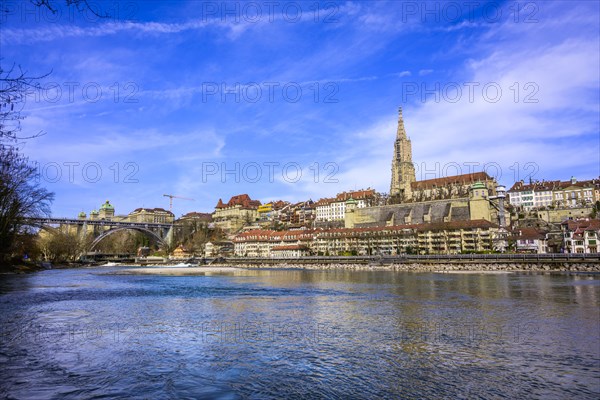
[3,1,597,216]
[2,18,257,45]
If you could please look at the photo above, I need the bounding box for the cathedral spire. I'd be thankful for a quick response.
[390,107,416,202]
[396,107,407,139]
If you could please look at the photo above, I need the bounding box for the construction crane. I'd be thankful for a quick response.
[163,194,194,212]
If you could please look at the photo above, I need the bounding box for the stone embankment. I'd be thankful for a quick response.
[221,262,600,272]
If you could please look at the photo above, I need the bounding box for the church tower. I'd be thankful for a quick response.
[390,107,416,201]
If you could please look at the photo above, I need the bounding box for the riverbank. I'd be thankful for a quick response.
[212,261,600,272]
[5,260,599,275]
[0,261,101,274]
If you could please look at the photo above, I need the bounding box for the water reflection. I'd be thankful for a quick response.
[0,267,598,399]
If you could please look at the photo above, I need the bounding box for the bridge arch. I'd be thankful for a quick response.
[89,227,166,251]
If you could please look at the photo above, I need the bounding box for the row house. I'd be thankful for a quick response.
[233,229,315,257]
[562,219,600,254]
[415,220,499,254]
[288,200,316,225]
[553,178,599,208]
[271,245,311,258]
[313,226,417,256]
[256,200,317,228]
[233,220,500,257]
[508,228,548,253]
[257,200,290,222]
[315,189,377,222]
[508,177,600,211]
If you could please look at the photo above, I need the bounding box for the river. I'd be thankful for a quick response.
[1,267,599,399]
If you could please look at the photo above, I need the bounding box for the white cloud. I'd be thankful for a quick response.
[317,4,600,193]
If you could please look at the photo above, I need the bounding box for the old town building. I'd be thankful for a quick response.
[213,194,261,232]
[508,177,600,211]
[233,219,500,257]
[509,228,549,253]
[315,189,377,223]
[179,212,213,224]
[561,219,600,254]
[128,207,174,224]
[345,181,505,229]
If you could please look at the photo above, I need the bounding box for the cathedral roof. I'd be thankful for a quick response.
[411,172,493,190]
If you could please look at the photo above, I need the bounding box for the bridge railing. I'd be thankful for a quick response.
[22,217,179,229]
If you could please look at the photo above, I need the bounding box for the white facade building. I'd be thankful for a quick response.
[315,189,376,222]
[508,177,599,211]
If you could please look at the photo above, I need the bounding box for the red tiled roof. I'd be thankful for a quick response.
[509,178,600,192]
[335,189,376,201]
[315,189,376,207]
[216,194,261,209]
[315,197,335,206]
[272,200,289,209]
[509,228,546,240]
[411,172,493,190]
[233,220,498,242]
[562,219,600,231]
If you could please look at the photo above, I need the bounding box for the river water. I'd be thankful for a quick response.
[0,267,598,399]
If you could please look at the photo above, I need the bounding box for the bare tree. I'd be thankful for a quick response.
[1,0,110,141]
[0,64,49,141]
[31,0,108,17]
[1,146,54,264]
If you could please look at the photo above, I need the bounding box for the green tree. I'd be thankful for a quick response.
[591,201,600,219]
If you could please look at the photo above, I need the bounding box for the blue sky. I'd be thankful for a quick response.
[2,0,599,218]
